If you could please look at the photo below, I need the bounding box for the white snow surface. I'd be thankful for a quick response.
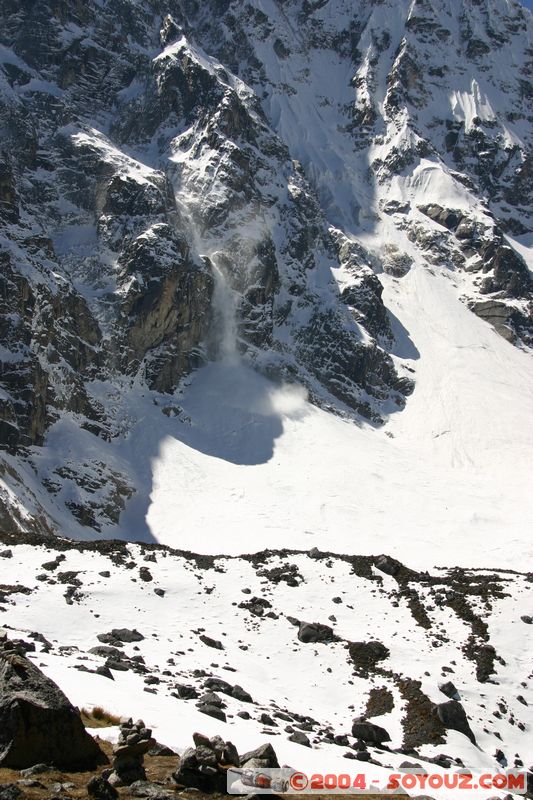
[1,543,531,799]
[146,265,533,569]
[14,259,530,571]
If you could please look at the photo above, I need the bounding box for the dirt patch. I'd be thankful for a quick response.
[365,686,395,717]
[398,677,446,750]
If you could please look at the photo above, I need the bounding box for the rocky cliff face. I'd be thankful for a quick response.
[0,0,531,534]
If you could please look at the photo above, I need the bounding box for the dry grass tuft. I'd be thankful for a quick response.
[81,705,122,728]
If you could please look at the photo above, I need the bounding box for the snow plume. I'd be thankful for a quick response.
[209,253,240,363]
[173,190,242,364]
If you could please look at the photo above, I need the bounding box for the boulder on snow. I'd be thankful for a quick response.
[351,720,391,744]
[297,621,336,643]
[374,555,400,576]
[240,742,280,768]
[0,642,106,769]
[438,680,460,700]
[434,701,476,744]
[97,628,144,646]
[288,731,311,747]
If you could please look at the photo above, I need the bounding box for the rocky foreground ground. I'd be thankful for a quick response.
[0,740,408,800]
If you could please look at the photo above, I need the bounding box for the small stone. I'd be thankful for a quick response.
[240,743,279,768]
[0,785,22,800]
[199,635,223,650]
[438,680,460,700]
[87,776,118,800]
[232,684,253,703]
[288,731,311,747]
[19,765,51,778]
[375,555,399,576]
[197,703,226,722]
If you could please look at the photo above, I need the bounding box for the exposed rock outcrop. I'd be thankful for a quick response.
[0,637,106,769]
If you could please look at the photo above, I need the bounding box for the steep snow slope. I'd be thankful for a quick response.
[145,263,533,569]
[2,258,530,567]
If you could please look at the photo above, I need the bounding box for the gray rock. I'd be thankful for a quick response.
[16,780,45,789]
[0,785,22,800]
[129,781,175,799]
[197,704,226,722]
[199,635,224,650]
[0,646,106,769]
[288,731,311,747]
[232,684,253,703]
[240,743,279,768]
[375,555,400,576]
[87,777,118,800]
[297,622,336,644]
[173,684,198,700]
[197,692,225,708]
[19,765,51,777]
[147,742,176,757]
[351,721,391,744]
[438,681,460,700]
[434,701,476,744]
[204,677,233,694]
[172,735,240,793]
[98,628,144,644]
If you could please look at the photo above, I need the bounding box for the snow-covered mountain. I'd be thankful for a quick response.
[0,0,532,795]
[0,0,532,535]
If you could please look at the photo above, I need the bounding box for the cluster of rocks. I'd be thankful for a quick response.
[173,735,278,794]
[97,628,145,647]
[104,720,155,786]
[80,628,150,679]
[86,645,148,679]
[191,674,254,723]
